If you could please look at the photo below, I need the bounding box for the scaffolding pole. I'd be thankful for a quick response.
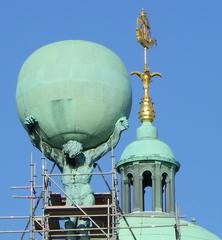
[111,147,117,240]
[41,150,49,240]
[29,153,36,240]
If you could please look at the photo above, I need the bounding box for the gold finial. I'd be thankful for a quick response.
[136,8,156,51]
[131,9,161,123]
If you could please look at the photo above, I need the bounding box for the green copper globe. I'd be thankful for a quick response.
[16,40,132,149]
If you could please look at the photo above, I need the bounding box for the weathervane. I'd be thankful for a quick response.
[131,9,161,122]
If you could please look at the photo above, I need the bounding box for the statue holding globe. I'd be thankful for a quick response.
[24,115,128,238]
[24,116,128,206]
[16,40,132,239]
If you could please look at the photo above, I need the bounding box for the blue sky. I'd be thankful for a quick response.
[0,0,221,238]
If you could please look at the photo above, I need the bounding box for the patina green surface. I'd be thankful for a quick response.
[118,213,221,240]
[117,121,180,170]
[16,40,131,149]
[24,115,128,240]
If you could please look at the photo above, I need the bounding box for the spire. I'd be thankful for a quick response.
[131,9,161,123]
[117,9,180,215]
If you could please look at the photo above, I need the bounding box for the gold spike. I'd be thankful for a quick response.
[132,9,161,123]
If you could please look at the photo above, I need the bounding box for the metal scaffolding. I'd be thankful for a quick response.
[0,150,119,240]
[0,150,185,240]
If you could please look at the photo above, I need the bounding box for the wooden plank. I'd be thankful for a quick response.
[45,205,111,216]
[49,192,112,206]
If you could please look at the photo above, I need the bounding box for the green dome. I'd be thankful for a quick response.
[118,213,221,240]
[16,40,131,149]
[117,122,180,170]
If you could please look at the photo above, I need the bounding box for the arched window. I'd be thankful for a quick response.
[142,171,152,211]
[162,173,168,212]
[127,173,134,212]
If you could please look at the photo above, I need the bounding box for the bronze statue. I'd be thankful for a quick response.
[24,115,128,240]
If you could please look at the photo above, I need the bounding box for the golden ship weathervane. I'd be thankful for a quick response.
[131,9,161,123]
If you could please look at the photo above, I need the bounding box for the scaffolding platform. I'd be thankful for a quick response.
[34,193,113,239]
[0,151,118,240]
